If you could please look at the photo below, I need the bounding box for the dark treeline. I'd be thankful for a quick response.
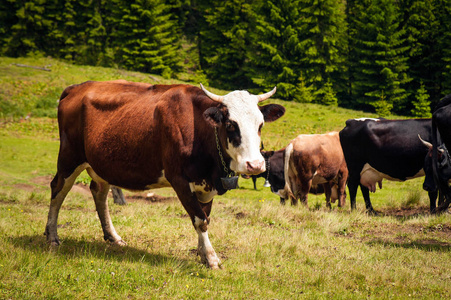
[1,0,450,116]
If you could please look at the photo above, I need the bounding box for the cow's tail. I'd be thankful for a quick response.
[283,142,296,201]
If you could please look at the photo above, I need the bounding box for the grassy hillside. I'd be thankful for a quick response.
[1,57,450,299]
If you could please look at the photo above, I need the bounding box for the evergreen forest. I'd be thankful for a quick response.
[1,0,451,116]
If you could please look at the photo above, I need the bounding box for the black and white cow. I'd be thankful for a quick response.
[419,136,449,211]
[427,94,451,211]
[339,118,438,213]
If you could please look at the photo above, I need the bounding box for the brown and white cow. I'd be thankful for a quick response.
[45,80,285,269]
[246,149,341,207]
[282,132,348,208]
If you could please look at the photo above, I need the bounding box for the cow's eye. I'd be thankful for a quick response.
[226,122,235,132]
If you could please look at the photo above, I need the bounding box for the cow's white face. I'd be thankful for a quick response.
[202,85,285,176]
[222,91,265,174]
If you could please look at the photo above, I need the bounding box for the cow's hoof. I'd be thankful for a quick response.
[207,258,222,270]
[209,262,221,270]
[435,204,450,214]
[112,239,127,246]
[199,250,221,270]
[366,209,379,216]
[47,239,60,247]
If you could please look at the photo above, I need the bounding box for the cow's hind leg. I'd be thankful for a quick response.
[298,179,312,207]
[87,169,125,245]
[45,163,88,245]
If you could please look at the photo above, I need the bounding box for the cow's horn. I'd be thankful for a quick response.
[256,86,277,102]
[200,83,224,103]
[418,134,432,149]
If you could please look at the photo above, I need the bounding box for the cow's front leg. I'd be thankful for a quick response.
[171,178,221,269]
[192,200,220,269]
[324,183,332,209]
[194,214,220,269]
[337,168,348,208]
[360,184,377,215]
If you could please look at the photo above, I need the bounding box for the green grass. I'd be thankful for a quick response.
[1,57,450,299]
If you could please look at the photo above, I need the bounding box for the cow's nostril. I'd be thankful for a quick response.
[246,160,265,173]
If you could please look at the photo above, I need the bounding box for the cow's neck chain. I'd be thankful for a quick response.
[215,127,235,177]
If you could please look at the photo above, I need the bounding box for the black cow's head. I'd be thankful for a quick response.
[419,135,451,192]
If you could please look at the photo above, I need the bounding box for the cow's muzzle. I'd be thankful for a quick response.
[246,160,265,175]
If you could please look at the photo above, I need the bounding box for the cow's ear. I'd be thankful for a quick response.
[260,104,285,123]
[203,107,223,127]
[262,150,275,158]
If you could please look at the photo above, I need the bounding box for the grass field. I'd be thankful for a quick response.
[0,57,450,299]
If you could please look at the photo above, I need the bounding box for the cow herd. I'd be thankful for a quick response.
[247,115,451,215]
[44,81,451,269]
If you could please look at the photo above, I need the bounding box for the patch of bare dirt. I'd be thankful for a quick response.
[31,175,53,186]
[235,211,248,219]
[13,176,177,204]
[12,183,35,192]
[337,221,451,250]
[379,206,431,218]
[71,183,91,196]
[127,192,178,203]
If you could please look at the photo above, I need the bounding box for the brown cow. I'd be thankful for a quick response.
[282,132,348,208]
[45,80,285,269]
[246,149,340,207]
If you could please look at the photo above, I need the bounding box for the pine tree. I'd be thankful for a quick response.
[439,0,451,96]
[45,0,76,60]
[115,0,182,77]
[77,0,108,66]
[294,73,315,103]
[349,0,411,114]
[411,82,432,117]
[400,0,442,111]
[0,0,17,54]
[372,91,392,117]
[298,0,347,105]
[3,0,51,56]
[247,0,304,99]
[198,0,256,89]
[315,80,338,106]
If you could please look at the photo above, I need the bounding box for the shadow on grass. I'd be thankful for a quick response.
[7,234,196,268]
[366,238,451,252]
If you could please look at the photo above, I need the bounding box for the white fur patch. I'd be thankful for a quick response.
[222,91,265,174]
[354,118,380,122]
[189,181,217,203]
[283,143,295,198]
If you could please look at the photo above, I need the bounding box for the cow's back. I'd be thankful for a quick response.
[283,132,347,205]
[290,132,344,175]
[340,118,431,179]
[57,81,209,189]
